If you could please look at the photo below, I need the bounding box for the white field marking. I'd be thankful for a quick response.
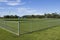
[0,26,19,36]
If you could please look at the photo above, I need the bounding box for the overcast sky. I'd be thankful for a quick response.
[0,0,60,16]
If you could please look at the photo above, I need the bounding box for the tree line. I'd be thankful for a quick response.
[1,12,60,18]
[3,15,19,18]
[22,13,60,18]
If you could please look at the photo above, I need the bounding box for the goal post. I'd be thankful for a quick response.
[18,17,20,36]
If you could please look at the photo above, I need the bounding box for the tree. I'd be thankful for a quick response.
[4,15,19,18]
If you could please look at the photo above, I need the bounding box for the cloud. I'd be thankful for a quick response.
[6,2,20,6]
[0,0,7,2]
[17,7,41,16]
[6,2,25,6]
[0,7,41,17]
[0,0,20,2]
[6,0,25,6]
[0,0,25,6]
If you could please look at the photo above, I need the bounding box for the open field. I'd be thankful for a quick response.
[0,18,60,40]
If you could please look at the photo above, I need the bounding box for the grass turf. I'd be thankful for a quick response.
[0,18,60,40]
[0,25,60,40]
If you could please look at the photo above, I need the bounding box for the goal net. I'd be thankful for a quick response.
[0,18,20,36]
[20,18,60,34]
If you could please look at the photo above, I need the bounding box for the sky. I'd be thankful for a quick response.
[0,0,60,17]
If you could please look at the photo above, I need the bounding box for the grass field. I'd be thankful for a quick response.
[0,18,60,40]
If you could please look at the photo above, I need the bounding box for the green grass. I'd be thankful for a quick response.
[0,19,18,34]
[20,25,60,40]
[4,21,18,33]
[0,28,20,40]
[0,18,60,40]
[0,24,60,40]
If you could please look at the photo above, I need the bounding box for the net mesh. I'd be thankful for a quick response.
[20,18,60,34]
[0,18,19,35]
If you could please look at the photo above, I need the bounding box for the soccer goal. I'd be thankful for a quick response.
[0,18,20,36]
